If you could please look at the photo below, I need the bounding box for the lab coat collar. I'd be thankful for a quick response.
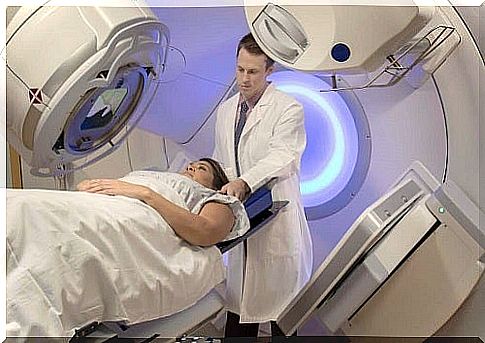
[240,82,271,109]
[252,82,275,108]
[239,83,276,140]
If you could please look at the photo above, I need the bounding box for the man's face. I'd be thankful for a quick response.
[236,48,273,100]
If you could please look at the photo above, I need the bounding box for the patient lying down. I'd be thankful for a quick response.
[78,158,239,246]
[6,158,249,337]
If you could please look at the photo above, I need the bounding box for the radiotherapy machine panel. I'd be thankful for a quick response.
[6,6,168,176]
[5,1,484,339]
[245,3,483,338]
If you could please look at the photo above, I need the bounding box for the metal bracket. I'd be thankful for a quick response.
[321,25,460,92]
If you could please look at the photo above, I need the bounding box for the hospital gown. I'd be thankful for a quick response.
[6,172,249,337]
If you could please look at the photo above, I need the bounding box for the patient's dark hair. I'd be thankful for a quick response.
[199,158,229,190]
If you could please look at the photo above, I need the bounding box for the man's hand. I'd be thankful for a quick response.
[220,179,250,201]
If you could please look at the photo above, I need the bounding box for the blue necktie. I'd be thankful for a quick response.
[234,101,249,176]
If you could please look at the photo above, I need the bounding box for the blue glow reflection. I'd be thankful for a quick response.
[269,71,359,207]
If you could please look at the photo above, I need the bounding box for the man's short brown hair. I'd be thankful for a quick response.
[237,33,275,69]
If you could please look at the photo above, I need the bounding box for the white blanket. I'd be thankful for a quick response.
[6,174,249,337]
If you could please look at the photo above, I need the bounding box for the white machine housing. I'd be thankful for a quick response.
[277,162,484,336]
[244,3,435,73]
[241,3,484,337]
[6,6,168,176]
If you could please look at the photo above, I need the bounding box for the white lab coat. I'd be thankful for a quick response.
[213,84,313,322]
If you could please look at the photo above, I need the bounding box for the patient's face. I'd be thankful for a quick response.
[181,161,215,189]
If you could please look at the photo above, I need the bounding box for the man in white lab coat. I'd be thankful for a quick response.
[213,33,313,336]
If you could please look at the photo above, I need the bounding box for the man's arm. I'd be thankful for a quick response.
[241,102,306,192]
[220,102,305,201]
[212,102,232,176]
[213,101,246,198]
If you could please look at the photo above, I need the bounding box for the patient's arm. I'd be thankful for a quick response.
[77,179,235,246]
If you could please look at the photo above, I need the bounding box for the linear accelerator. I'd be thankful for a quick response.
[5,1,484,340]
[243,3,483,337]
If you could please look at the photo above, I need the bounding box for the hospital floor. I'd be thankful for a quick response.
[193,318,272,338]
[195,316,329,339]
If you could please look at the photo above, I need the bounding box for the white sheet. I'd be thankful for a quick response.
[6,173,249,337]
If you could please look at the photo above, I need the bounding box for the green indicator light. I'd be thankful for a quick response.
[438,207,445,214]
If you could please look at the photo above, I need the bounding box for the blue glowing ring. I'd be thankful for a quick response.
[276,84,346,195]
[270,70,368,218]
[270,69,361,210]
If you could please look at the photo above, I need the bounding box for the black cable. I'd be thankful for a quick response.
[179,78,237,145]
[431,75,450,184]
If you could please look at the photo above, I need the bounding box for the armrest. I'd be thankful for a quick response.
[216,186,288,253]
